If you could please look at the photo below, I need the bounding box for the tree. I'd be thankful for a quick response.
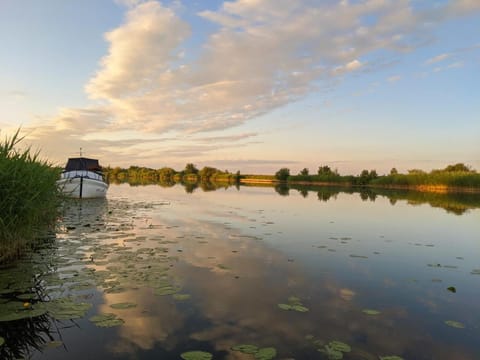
[198,166,218,180]
[318,165,333,175]
[390,167,398,175]
[275,168,290,181]
[184,163,199,174]
[299,168,309,176]
[444,163,472,172]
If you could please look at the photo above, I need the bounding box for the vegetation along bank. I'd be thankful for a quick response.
[0,131,60,264]
[105,163,480,193]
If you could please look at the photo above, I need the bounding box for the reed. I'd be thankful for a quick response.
[0,130,60,263]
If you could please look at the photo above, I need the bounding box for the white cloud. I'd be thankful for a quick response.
[424,53,450,65]
[387,75,401,82]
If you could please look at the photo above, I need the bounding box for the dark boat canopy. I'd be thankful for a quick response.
[64,157,102,172]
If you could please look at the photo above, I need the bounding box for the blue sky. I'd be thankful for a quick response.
[1,0,479,174]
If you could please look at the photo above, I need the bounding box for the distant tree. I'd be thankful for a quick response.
[444,163,472,172]
[360,169,370,178]
[318,165,334,175]
[198,166,218,180]
[408,169,426,175]
[275,168,290,181]
[300,168,309,176]
[184,163,199,174]
[369,170,378,179]
[390,167,398,175]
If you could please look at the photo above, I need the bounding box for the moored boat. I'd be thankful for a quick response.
[56,157,108,198]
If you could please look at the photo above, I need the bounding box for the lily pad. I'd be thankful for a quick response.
[254,347,277,360]
[379,357,404,360]
[89,313,124,327]
[291,304,309,312]
[328,341,351,353]
[278,296,308,312]
[110,302,137,309]
[154,286,178,296]
[180,351,213,360]
[0,308,47,322]
[445,320,465,329]
[447,286,456,293]
[362,309,381,315]
[0,336,4,346]
[231,344,259,354]
[173,294,191,301]
[319,346,343,360]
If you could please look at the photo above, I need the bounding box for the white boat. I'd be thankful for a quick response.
[56,157,108,198]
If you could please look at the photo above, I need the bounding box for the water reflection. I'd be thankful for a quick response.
[0,184,479,359]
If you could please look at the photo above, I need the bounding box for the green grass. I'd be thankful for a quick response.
[370,172,480,188]
[0,130,60,263]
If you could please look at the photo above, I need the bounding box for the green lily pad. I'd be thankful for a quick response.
[0,308,47,322]
[42,299,92,320]
[0,336,4,346]
[231,344,259,354]
[217,264,229,270]
[254,347,277,360]
[180,350,213,360]
[328,341,351,353]
[277,303,292,310]
[173,294,191,301]
[291,304,309,312]
[447,286,456,293]
[16,293,37,300]
[319,345,343,360]
[445,320,465,329]
[362,309,381,315]
[379,356,404,360]
[89,313,124,327]
[278,296,308,312]
[110,302,137,309]
[154,286,178,296]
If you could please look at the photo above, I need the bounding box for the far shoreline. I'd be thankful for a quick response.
[239,178,480,194]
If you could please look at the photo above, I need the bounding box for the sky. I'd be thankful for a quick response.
[1,0,479,175]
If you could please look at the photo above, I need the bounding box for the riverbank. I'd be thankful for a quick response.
[239,178,480,194]
[0,131,60,264]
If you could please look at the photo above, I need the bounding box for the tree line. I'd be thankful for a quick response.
[275,163,479,188]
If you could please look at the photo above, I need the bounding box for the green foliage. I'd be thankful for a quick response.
[443,163,472,172]
[275,168,290,181]
[184,163,199,174]
[299,168,309,176]
[318,165,336,176]
[0,129,60,263]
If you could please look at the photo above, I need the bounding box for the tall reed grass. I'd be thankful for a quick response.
[0,130,60,263]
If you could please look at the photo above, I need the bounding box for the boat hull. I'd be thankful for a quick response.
[57,177,108,198]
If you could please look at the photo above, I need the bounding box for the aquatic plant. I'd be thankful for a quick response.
[0,129,60,263]
[444,320,465,329]
[180,350,213,360]
[89,313,124,327]
[278,296,309,312]
[362,309,381,315]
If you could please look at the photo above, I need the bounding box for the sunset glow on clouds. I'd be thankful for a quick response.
[1,0,479,173]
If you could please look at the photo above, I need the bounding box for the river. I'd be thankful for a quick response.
[1,183,479,359]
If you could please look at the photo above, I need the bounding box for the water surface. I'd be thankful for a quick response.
[1,184,479,359]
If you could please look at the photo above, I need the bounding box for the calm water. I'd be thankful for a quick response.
[1,184,480,360]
